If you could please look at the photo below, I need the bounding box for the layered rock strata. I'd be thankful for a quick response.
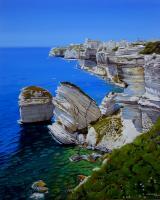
[49,39,160,149]
[143,54,160,99]
[48,82,101,144]
[19,86,54,123]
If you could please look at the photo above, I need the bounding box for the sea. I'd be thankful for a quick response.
[0,47,122,199]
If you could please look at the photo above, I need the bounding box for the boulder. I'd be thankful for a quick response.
[86,115,123,151]
[19,86,54,123]
[31,180,48,193]
[48,122,77,145]
[48,82,101,144]
[49,47,67,57]
[53,82,101,132]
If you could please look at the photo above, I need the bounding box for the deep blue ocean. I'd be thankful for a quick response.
[0,48,121,200]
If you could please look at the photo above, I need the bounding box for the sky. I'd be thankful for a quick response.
[0,0,160,47]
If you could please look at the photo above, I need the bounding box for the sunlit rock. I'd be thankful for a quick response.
[19,86,54,123]
[48,82,101,144]
[49,47,67,57]
[99,92,120,116]
[144,54,160,100]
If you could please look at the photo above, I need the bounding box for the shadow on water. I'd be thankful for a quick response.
[0,122,100,200]
[0,122,57,199]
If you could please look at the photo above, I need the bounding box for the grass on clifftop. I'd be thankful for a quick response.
[69,118,160,200]
[22,86,52,99]
[140,41,160,54]
[91,115,122,145]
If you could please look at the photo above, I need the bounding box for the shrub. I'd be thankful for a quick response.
[69,118,160,200]
[140,41,160,54]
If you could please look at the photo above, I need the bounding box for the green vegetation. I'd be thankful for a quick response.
[131,42,146,46]
[91,115,122,145]
[112,46,119,52]
[52,47,67,56]
[22,86,52,99]
[69,44,85,52]
[140,41,160,54]
[69,118,160,200]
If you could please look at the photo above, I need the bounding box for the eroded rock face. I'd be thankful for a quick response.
[48,82,101,144]
[49,47,67,57]
[48,122,77,145]
[144,54,160,100]
[86,114,123,151]
[99,92,120,116]
[78,60,106,76]
[53,82,101,132]
[19,86,54,123]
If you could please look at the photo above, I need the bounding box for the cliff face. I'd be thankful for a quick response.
[144,55,160,99]
[48,82,101,144]
[19,86,54,123]
[49,39,160,148]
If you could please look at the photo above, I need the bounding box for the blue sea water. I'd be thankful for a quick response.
[0,48,121,199]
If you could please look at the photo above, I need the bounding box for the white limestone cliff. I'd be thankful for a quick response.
[48,82,101,144]
[19,86,54,123]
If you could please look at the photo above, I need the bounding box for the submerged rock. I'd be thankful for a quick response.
[69,152,102,162]
[30,193,45,200]
[30,180,48,200]
[19,86,54,123]
[48,82,101,144]
[31,180,48,193]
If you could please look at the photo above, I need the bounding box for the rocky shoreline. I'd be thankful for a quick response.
[18,39,160,153]
[50,39,160,109]
[47,39,160,151]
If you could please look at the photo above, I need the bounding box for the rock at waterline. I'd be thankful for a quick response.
[69,152,102,162]
[53,82,101,132]
[48,122,77,145]
[19,86,54,123]
[30,193,45,200]
[48,82,101,144]
[31,180,48,193]
[30,180,48,199]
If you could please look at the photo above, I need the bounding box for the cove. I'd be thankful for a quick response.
[0,48,122,199]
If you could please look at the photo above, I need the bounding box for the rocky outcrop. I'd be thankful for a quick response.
[78,59,106,76]
[64,44,85,59]
[86,114,123,151]
[49,47,67,57]
[48,122,77,145]
[19,86,54,123]
[99,92,120,116]
[49,39,160,149]
[48,82,101,144]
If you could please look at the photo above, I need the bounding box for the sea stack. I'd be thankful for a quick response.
[19,86,54,123]
[48,82,101,144]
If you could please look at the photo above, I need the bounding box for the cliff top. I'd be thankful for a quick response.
[19,86,52,105]
[139,41,160,55]
[60,82,97,103]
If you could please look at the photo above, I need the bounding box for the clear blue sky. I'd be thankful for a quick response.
[0,0,160,47]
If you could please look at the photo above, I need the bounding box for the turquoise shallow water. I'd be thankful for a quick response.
[0,48,122,199]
